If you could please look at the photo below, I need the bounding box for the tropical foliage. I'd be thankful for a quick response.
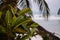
[0,0,39,40]
[0,0,59,40]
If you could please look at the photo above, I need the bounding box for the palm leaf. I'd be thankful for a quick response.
[11,15,17,27]
[11,15,25,27]
[13,28,26,34]
[39,0,50,18]
[14,18,31,29]
[43,0,50,18]
[31,23,38,28]
[18,8,32,16]
[0,11,2,18]
[5,10,12,25]
[25,0,29,7]
[9,5,17,15]
[30,28,36,36]
[0,25,6,33]
[20,35,30,40]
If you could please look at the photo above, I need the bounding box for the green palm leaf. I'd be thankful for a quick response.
[14,18,31,29]
[0,11,2,18]
[11,15,25,27]
[13,28,26,34]
[18,8,32,16]
[0,25,6,33]
[31,23,38,28]
[5,10,12,25]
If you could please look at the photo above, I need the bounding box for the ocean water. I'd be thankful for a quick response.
[32,16,60,38]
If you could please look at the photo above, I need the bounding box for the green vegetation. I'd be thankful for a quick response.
[0,0,59,40]
[0,0,39,40]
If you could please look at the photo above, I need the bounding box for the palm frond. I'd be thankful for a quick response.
[14,18,31,29]
[11,15,25,27]
[0,11,2,18]
[39,0,50,18]
[43,0,50,18]
[13,28,26,34]
[18,8,32,16]
[5,10,12,25]
[0,25,6,33]
[25,0,29,7]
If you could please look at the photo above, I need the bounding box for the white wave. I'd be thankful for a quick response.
[32,15,60,20]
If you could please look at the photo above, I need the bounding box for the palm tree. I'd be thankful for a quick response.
[0,0,60,40]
